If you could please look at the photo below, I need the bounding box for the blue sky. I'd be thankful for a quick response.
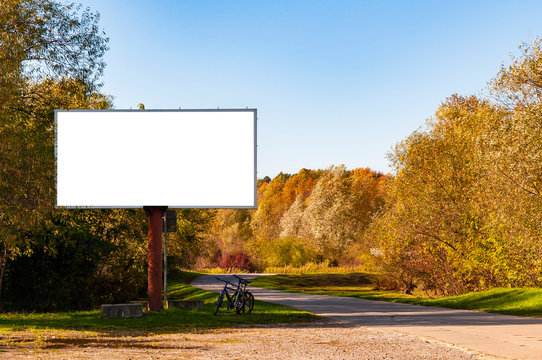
[81,0,542,178]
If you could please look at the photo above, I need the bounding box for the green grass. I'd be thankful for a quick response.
[0,271,317,332]
[250,273,542,317]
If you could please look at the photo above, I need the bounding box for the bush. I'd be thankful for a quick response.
[213,250,255,272]
[247,237,321,270]
[0,210,148,311]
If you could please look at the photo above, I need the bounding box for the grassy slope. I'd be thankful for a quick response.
[250,273,542,317]
[0,271,317,332]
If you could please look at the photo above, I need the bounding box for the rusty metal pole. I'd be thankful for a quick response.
[144,206,167,311]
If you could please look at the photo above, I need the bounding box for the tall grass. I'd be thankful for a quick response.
[264,262,370,274]
[201,267,251,274]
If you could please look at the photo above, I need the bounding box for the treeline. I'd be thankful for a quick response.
[1,0,151,310]
[192,167,388,272]
[0,1,217,310]
[369,41,542,295]
[198,41,542,296]
[3,0,542,311]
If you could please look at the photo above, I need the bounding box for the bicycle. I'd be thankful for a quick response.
[214,276,254,315]
[213,278,237,315]
[232,275,254,314]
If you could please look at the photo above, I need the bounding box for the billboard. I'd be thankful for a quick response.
[55,109,257,208]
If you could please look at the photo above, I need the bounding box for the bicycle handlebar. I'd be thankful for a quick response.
[215,276,250,287]
[233,274,250,284]
[215,277,235,286]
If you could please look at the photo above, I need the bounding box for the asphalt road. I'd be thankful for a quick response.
[192,274,542,360]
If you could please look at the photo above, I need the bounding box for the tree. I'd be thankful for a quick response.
[376,95,511,294]
[491,39,542,108]
[280,194,308,238]
[0,0,112,307]
[166,209,215,269]
[298,166,386,258]
[0,78,113,298]
[0,0,108,110]
[279,168,321,238]
[0,0,109,219]
[373,64,542,294]
[251,172,291,239]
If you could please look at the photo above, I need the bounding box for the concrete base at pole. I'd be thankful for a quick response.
[144,206,167,311]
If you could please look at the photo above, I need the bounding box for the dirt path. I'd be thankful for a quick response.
[1,324,481,359]
[192,274,542,359]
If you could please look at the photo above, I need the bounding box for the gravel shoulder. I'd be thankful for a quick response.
[0,323,482,359]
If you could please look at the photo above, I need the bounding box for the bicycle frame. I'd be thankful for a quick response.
[232,275,254,314]
[214,276,254,315]
[214,278,241,314]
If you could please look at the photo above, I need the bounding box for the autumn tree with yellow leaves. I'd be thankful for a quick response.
[369,40,542,294]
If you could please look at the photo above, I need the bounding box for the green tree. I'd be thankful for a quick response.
[0,0,116,307]
[0,0,108,110]
[166,209,215,270]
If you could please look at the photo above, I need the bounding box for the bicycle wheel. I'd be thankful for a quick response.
[245,291,254,314]
[234,292,246,314]
[214,292,225,316]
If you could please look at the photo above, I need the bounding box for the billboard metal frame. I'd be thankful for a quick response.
[54,108,258,209]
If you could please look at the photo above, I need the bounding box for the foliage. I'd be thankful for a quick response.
[263,261,369,274]
[491,40,542,107]
[0,0,109,225]
[166,209,215,270]
[369,39,542,295]
[251,172,292,239]
[248,237,320,269]
[300,166,386,257]
[214,250,255,272]
[0,271,317,331]
[0,77,138,310]
[0,0,108,110]
[0,1,149,311]
[2,209,148,311]
[200,167,387,272]
[4,0,541,310]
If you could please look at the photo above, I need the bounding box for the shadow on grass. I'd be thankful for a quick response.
[0,271,318,333]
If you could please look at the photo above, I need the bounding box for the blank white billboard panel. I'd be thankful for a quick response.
[56,109,257,208]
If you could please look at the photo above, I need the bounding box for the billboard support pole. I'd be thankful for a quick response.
[163,214,168,309]
[144,206,167,311]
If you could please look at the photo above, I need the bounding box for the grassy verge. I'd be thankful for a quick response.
[0,271,317,332]
[250,273,542,317]
[264,262,370,274]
